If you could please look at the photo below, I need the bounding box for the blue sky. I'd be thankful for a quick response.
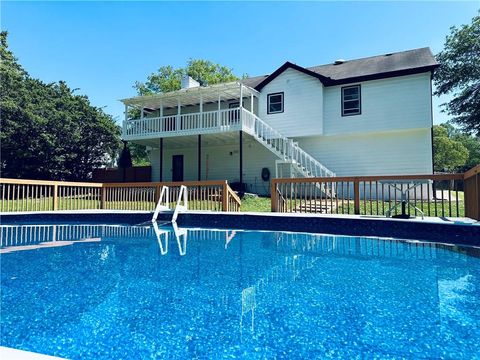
[2,1,478,124]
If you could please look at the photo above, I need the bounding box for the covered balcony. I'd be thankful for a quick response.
[121,82,260,141]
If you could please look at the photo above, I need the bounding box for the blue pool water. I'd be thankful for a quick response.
[1,223,479,359]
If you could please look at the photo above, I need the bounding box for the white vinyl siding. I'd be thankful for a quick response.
[259,68,324,137]
[296,128,432,176]
[324,73,432,136]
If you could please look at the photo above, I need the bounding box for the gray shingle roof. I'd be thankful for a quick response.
[242,47,438,89]
[241,74,269,89]
[308,47,437,80]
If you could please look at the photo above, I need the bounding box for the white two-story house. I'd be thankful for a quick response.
[121,47,438,195]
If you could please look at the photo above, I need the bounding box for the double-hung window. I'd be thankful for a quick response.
[267,92,284,114]
[341,85,361,116]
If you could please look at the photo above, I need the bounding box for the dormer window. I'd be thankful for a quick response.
[267,92,284,114]
[342,85,361,116]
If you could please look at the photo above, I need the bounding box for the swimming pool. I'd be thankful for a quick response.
[1,222,479,359]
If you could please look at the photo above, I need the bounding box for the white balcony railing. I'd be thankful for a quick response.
[123,108,242,139]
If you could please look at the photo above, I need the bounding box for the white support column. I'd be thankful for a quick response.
[158,100,163,133]
[177,98,181,130]
[250,93,254,113]
[140,107,144,119]
[239,84,244,125]
[217,92,221,127]
[239,84,244,108]
[199,93,203,128]
[123,104,128,136]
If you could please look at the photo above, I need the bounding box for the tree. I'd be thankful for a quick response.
[432,124,469,172]
[118,141,133,168]
[434,13,480,136]
[439,123,480,172]
[455,133,480,172]
[0,31,121,181]
[129,143,150,166]
[134,59,239,95]
[130,59,240,163]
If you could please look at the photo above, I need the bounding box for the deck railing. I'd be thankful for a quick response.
[271,167,480,219]
[0,179,241,212]
[123,108,242,139]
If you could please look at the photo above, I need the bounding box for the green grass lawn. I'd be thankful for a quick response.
[239,195,271,212]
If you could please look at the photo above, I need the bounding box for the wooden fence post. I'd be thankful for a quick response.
[100,186,106,209]
[353,179,360,215]
[53,184,58,211]
[464,165,480,220]
[154,184,161,204]
[271,180,278,212]
[222,182,228,211]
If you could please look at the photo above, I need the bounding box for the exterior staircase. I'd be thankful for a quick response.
[241,109,336,197]
[241,109,335,179]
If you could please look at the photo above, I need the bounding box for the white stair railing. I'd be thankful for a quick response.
[241,109,335,178]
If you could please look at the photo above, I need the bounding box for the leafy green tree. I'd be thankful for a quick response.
[135,59,239,95]
[129,143,150,166]
[435,123,480,171]
[434,13,480,136]
[0,31,121,181]
[454,133,480,171]
[130,59,240,163]
[433,124,469,172]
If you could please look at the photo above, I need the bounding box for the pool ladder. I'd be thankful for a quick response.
[152,185,188,223]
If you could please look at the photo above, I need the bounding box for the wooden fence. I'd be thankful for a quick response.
[271,167,480,220]
[0,179,241,212]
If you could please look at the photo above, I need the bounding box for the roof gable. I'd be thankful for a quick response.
[254,61,332,91]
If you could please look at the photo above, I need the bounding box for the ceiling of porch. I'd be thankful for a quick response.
[129,132,262,150]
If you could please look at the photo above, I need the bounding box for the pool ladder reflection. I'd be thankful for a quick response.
[152,221,188,256]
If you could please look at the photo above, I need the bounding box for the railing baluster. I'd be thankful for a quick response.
[455,180,459,218]
[441,182,445,217]
[448,182,452,217]
[428,182,432,217]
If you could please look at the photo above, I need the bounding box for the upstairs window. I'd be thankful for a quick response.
[342,85,361,116]
[267,92,284,114]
